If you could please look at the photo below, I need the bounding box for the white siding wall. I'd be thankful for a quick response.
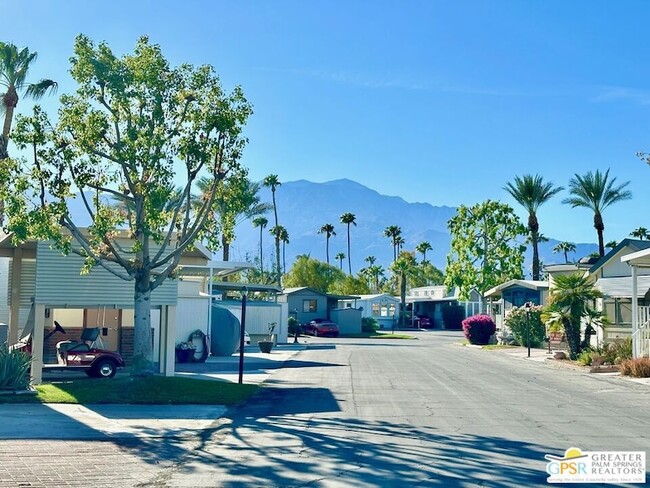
[175,296,209,344]
[219,300,287,343]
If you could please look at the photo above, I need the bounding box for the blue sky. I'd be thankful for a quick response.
[3,1,649,245]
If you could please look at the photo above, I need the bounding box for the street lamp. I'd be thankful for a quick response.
[238,286,248,384]
[524,301,533,358]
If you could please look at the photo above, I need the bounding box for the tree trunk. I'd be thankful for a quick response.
[133,270,154,374]
[275,237,281,287]
[259,228,263,271]
[400,272,407,328]
[594,212,605,257]
[347,225,352,275]
[326,236,330,265]
[565,319,582,360]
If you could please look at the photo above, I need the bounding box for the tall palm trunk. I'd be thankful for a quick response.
[259,227,264,271]
[271,190,281,286]
[346,224,352,275]
[594,212,605,257]
[326,236,330,265]
[1,88,18,159]
[529,213,540,280]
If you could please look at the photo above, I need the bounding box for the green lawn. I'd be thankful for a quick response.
[0,376,258,405]
[341,332,416,339]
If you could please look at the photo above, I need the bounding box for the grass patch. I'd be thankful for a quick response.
[482,344,519,350]
[0,376,258,405]
[341,332,416,339]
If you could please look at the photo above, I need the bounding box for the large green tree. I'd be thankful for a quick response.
[2,35,252,372]
[445,200,527,300]
[504,174,563,280]
[318,223,336,265]
[283,255,345,293]
[340,212,356,274]
[0,42,57,160]
[563,169,632,257]
[263,174,282,286]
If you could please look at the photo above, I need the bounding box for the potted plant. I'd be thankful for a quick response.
[175,341,196,363]
[258,322,276,353]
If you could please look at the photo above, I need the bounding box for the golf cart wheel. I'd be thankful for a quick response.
[92,359,117,378]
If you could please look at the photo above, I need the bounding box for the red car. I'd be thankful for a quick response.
[302,319,340,337]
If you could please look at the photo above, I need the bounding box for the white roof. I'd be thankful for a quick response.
[484,279,548,298]
[594,276,650,298]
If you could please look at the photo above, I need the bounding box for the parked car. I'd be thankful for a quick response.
[302,319,340,337]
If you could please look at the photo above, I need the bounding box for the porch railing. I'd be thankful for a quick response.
[636,306,650,358]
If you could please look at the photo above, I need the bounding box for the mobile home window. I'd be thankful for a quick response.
[302,299,317,313]
[372,303,380,316]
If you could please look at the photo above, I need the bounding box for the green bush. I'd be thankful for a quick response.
[601,337,632,364]
[362,317,379,333]
[287,316,301,336]
[0,343,31,391]
[577,349,592,366]
[504,305,546,348]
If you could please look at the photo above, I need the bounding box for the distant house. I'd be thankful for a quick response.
[277,287,361,333]
[484,279,549,332]
[339,293,399,329]
[406,285,482,329]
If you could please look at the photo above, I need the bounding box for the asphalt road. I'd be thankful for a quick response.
[157,330,650,487]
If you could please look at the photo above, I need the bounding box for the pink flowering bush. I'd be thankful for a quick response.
[462,314,496,345]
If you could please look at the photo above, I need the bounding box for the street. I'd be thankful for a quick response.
[2,331,649,487]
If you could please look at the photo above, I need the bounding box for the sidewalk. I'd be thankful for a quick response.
[0,342,308,441]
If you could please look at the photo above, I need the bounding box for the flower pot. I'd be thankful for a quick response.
[258,340,274,354]
[175,348,194,363]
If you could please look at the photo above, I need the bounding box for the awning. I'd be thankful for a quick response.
[594,276,650,298]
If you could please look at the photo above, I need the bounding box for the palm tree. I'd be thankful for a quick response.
[318,223,336,265]
[252,216,268,271]
[365,255,376,266]
[263,174,282,285]
[395,236,405,255]
[416,241,433,263]
[279,226,289,274]
[605,240,618,250]
[383,225,402,262]
[340,212,356,274]
[504,174,563,280]
[390,251,418,329]
[0,42,57,160]
[630,227,650,240]
[547,273,602,359]
[552,241,576,264]
[563,169,632,257]
[335,252,346,270]
[368,264,385,292]
[269,225,285,286]
[196,175,271,261]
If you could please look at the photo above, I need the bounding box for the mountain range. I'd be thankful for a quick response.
[229,178,599,275]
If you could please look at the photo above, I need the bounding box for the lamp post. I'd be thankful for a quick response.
[238,287,248,384]
[524,301,532,358]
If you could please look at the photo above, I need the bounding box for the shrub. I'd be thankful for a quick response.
[442,305,465,330]
[504,305,546,348]
[288,317,300,335]
[462,314,496,345]
[0,343,31,391]
[601,338,632,364]
[619,358,650,378]
[577,349,592,366]
[362,317,379,333]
